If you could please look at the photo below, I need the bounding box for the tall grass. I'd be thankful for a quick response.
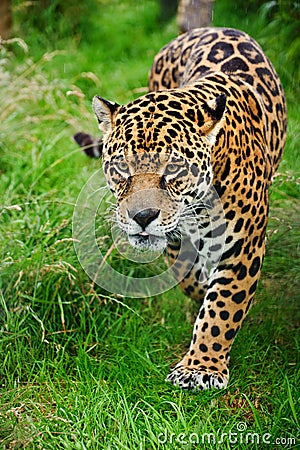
[0,1,299,448]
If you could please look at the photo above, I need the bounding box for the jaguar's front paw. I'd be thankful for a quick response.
[166,363,229,391]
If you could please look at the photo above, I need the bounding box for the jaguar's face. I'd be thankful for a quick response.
[103,150,210,251]
[92,91,226,251]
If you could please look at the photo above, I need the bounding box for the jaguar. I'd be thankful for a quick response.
[74,27,287,390]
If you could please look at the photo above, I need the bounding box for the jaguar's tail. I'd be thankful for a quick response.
[73,132,103,158]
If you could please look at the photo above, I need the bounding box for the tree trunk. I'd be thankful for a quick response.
[0,0,13,39]
[178,0,214,33]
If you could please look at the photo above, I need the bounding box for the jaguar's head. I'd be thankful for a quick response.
[92,90,226,251]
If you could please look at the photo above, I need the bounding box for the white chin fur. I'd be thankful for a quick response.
[128,234,167,252]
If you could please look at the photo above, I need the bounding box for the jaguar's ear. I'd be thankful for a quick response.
[92,96,120,134]
[201,94,227,145]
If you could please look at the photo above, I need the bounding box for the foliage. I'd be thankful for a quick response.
[260,0,300,85]
[12,0,100,44]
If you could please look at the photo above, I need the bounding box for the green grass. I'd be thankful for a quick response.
[1,1,299,448]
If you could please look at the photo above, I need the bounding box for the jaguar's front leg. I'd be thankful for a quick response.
[166,240,265,390]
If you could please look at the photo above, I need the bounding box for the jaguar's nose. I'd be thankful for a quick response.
[131,208,160,230]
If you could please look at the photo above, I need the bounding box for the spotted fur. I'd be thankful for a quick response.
[76,28,287,390]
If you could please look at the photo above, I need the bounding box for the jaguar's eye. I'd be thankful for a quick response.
[165,163,180,175]
[116,161,129,173]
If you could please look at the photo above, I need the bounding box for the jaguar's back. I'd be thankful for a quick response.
[149,27,287,178]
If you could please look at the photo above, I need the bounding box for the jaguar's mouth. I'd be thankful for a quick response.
[138,231,150,237]
[128,232,167,252]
